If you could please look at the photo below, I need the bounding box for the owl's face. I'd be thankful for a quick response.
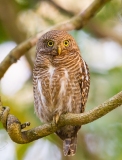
[36,30,79,56]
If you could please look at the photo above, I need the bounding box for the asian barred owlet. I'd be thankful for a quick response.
[33,30,90,156]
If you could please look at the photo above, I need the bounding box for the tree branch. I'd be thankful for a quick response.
[87,21,122,45]
[47,0,74,16]
[0,91,122,144]
[0,0,111,79]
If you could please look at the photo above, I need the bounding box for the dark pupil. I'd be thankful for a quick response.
[49,42,53,45]
[65,42,68,45]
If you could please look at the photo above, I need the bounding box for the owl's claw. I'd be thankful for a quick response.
[53,113,60,124]
[0,106,10,130]
[21,122,30,129]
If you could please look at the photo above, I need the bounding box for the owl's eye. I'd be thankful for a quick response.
[47,40,54,47]
[63,40,69,47]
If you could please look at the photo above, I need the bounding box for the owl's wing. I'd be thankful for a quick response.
[79,59,90,112]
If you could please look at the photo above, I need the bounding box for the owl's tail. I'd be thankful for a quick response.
[63,136,77,156]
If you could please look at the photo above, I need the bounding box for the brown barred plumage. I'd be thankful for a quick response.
[33,30,90,156]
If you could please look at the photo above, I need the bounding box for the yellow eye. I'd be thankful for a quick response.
[63,40,69,47]
[47,40,54,47]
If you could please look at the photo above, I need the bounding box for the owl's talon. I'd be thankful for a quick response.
[53,113,60,124]
[21,122,30,129]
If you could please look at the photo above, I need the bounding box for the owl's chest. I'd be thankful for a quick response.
[36,63,81,118]
[39,65,73,101]
[40,65,71,91]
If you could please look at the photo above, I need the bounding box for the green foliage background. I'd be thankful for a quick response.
[0,0,122,160]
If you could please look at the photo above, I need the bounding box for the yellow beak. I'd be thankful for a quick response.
[57,46,61,55]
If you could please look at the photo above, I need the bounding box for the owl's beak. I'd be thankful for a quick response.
[57,45,61,55]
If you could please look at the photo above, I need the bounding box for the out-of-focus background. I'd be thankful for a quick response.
[0,0,122,160]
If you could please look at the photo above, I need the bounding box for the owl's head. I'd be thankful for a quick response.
[36,30,79,56]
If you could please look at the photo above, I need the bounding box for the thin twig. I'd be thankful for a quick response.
[47,0,74,16]
[86,20,122,45]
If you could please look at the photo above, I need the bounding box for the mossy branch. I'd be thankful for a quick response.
[0,91,122,144]
[0,0,111,79]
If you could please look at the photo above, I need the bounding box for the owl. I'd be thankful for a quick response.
[33,30,90,156]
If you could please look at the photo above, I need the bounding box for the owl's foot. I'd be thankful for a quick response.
[21,122,30,129]
[0,106,10,129]
[53,113,60,124]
